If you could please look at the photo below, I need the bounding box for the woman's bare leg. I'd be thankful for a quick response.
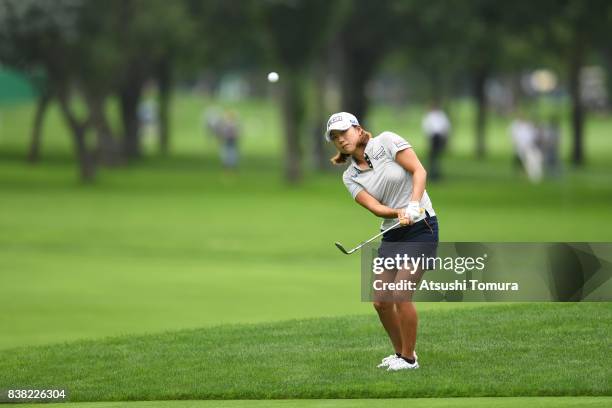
[395,301,418,359]
[373,301,402,353]
[394,266,423,359]
[373,269,402,353]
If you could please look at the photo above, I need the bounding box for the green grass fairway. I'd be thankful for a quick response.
[2,148,612,349]
[1,304,610,401]
[1,96,611,403]
[7,397,612,408]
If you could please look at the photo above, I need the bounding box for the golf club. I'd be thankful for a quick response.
[335,220,402,255]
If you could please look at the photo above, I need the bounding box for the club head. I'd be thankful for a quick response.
[335,242,352,255]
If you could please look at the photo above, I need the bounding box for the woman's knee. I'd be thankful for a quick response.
[373,301,394,313]
[395,301,417,314]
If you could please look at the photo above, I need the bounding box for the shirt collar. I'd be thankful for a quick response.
[350,139,373,171]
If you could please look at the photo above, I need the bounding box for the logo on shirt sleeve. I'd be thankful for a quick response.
[372,146,385,160]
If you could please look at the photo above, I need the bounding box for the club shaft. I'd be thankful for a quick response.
[350,220,401,252]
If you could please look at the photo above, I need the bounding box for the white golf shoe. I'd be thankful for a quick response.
[377,354,400,368]
[377,352,418,368]
[387,356,419,371]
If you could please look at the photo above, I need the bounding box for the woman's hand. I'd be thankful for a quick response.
[406,201,424,222]
[396,208,412,226]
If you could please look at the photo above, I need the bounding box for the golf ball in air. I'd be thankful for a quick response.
[267,72,279,83]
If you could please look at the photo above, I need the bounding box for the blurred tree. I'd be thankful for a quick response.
[0,0,194,180]
[392,0,463,107]
[400,0,569,160]
[186,0,263,73]
[110,0,192,158]
[0,0,68,163]
[255,0,339,183]
[333,0,400,122]
[0,0,104,180]
[25,70,50,163]
[560,0,608,166]
[309,3,350,172]
[310,54,336,172]
[185,0,266,149]
[602,2,612,111]
[392,0,523,158]
[74,2,124,166]
[451,0,511,159]
[524,0,612,166]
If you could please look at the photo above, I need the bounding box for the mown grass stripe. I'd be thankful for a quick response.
[1,304,610,401]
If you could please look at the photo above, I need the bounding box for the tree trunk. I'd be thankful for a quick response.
[27,90,51,163]
[473,68,488,159]
[56,88,96,182]
[510,74,523,114]
[312,61,329,171]
[72,124,96,182]
[158,58,172,156]
[86,92,121,166]
[120,79,144,159]
[429,68,443,106]
[339,49,375,122]
[606,52,612,111]
[280,71,305,183]
[568,41,585,166]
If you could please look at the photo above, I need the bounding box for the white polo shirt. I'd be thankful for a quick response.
[342,131,436,230]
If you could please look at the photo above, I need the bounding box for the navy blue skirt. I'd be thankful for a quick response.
[377,213,439,269]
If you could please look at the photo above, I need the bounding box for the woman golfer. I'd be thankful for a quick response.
[326,112,439,371]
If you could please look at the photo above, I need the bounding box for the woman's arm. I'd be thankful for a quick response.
[395,148,427,202]
[355,190,401,219]
[353,147,426,224]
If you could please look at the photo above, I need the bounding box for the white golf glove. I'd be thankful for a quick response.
[406,201,424,223]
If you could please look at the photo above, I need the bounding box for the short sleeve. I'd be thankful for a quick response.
[343,171,364,199]
[379,131,411,159]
